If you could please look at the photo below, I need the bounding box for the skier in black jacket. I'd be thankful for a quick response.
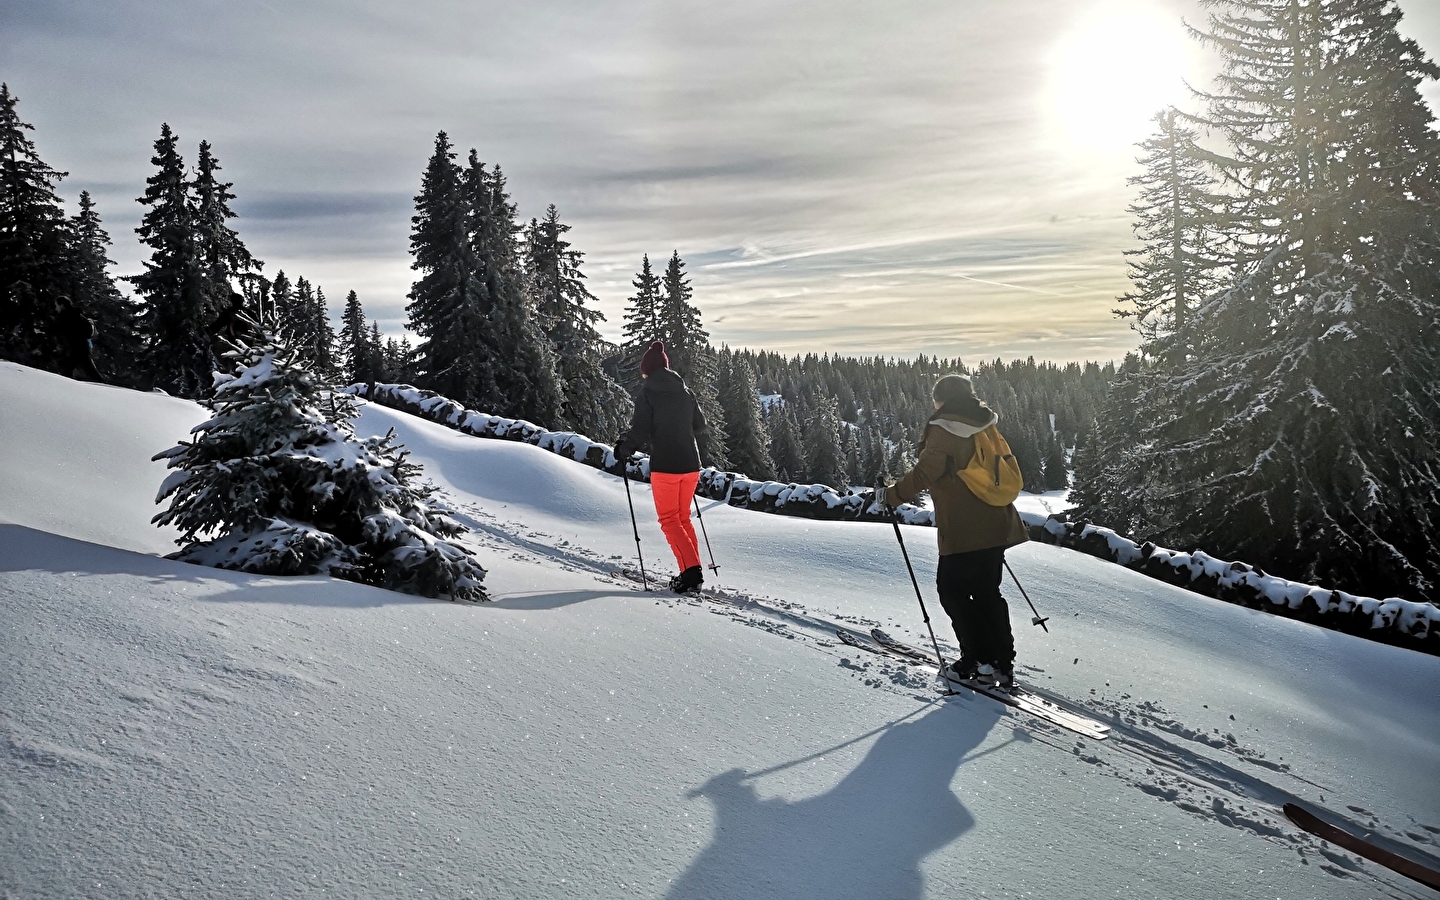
[54,295,104,382]
[613,340,710,593]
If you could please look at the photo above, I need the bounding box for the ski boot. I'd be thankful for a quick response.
[669,566,704,594]
[944,657,979,684]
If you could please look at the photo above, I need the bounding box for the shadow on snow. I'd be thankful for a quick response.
[667,701,1005,900]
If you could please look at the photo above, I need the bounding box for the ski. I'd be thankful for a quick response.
[869,627,942,664]
[947,672,1110,741]
[1283,803,1440,891]
[611,568,735,604]
[611,568,653,590]
[835,628,901,659]
[870,629,1111,741]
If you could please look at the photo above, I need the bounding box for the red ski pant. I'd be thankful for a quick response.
[651,471,701,571]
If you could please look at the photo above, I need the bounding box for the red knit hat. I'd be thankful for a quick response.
[640,340,669,377]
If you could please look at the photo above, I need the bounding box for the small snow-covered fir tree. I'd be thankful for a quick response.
[153,332,486,600]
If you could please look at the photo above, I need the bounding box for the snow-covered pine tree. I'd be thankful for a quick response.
[766,401,805,483]
[658,250,727,466]
[363,320,385,383]
[314,286,339,380]
[716,348,773,479]
[843,424,861,487]
[886,432,914,480]
[282,277,338,380]
[339,289,365,382]
[862,419,889,485]
[192,139,261,356]
[69,191,140,380]
[339,290,382,384]
[382,335,418,384]
[153,331,486,599]
[1119,109,1227,359]
[1068,353,1160,536]
[468,157,564,426]
[1043,433,1069,491]
[1082,0,1440,601]
[619,254,663,392]
[523,204,631,440]
[406,133,494,410]
[803,392,846,488]
[131,124,213,397]
[268,270,294,336]
[0,83,74,369]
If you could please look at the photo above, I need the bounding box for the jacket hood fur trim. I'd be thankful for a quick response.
[929,409,998,439]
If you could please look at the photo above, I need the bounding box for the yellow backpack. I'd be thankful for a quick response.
[957,425,1023,506]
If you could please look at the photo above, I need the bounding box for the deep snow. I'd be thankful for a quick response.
[2,360,1439,899]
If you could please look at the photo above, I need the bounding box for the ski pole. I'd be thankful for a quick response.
[888,510,953,693]
[692,494,719,576]
[1004,559,1049,632]
[621,467,650,591]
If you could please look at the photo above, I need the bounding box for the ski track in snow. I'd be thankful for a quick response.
[447,496,1439,898]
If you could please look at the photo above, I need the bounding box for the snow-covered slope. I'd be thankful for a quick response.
[3,361,1438,900]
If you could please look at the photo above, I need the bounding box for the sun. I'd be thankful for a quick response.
[1045,5,1194,154]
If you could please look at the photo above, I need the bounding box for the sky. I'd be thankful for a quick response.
[5,0,1440,364]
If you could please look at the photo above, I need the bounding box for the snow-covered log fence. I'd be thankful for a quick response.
[347,382,1440,655]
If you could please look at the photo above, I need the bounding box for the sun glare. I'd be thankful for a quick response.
[1046,5,1192,154]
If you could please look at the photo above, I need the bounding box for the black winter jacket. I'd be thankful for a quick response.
[613,368,707,474]
[57,305,95,346]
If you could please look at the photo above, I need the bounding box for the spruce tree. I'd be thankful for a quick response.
[469,159,565,425]
[269,270,293,335]
[657,250,727,466]
[132,124,212,397]
[1078,0,1440,600]
[0,83,75,369]
[716,349,774,479]
[861,420,889,485]
[69,191,140,380]
[803,393,846,488]
[619,254,664,391]
[383,335,416,384]
[338,290,382,384]
[843,425,861,487]
[766,402,806,483]
[191,140,259,316]
[154,329,486,599]
[1043,434,1069,492]
[406,133,494,409]
[1121,109,1227,357]
[524,204,631,440]
[365,320,385,382]
[283,277,338,379]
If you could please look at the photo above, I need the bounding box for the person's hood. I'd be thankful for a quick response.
[929,405,998,438]
[643,367,687,393]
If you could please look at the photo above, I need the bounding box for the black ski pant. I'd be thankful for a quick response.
[61,341,104,383]
[936,546,1014,668]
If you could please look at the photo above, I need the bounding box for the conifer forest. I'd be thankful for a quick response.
[2,0,1438,606]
